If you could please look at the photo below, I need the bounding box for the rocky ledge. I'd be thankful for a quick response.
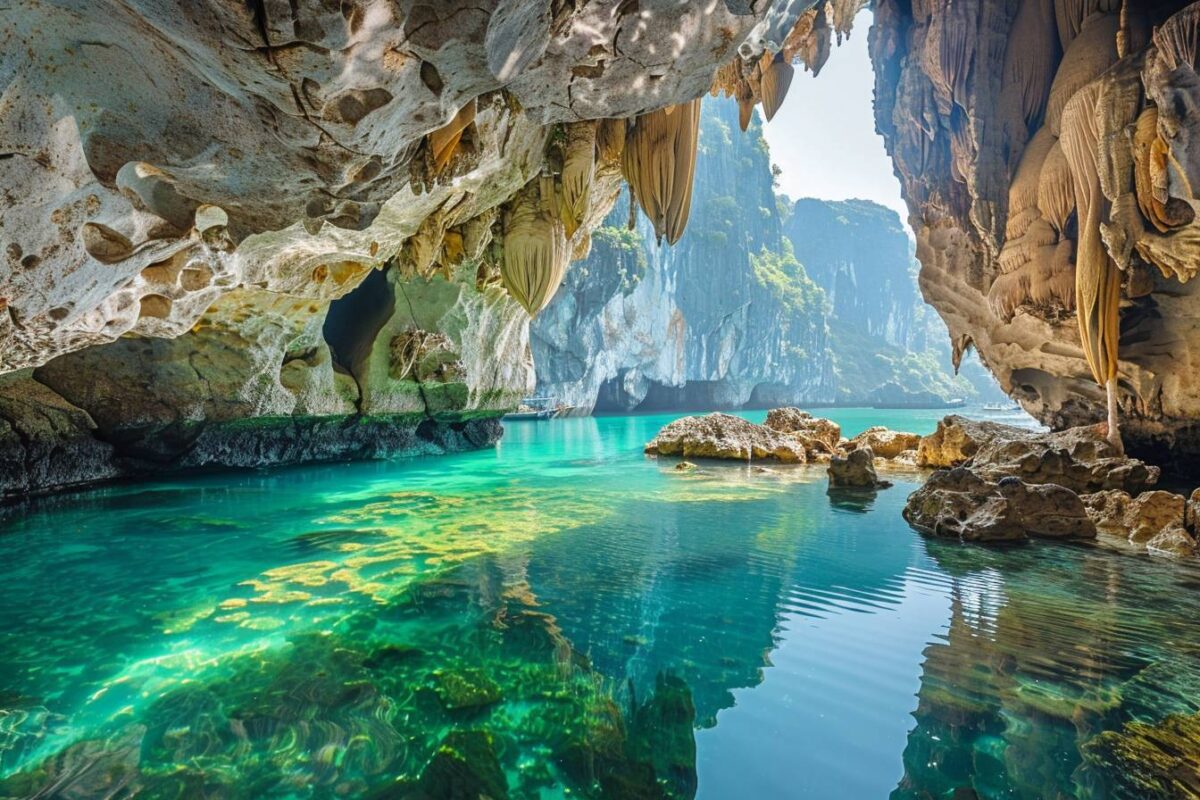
[904,416,1197,556]
[0,369,501,502]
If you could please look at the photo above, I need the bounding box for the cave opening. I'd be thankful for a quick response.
[322,267,395,375]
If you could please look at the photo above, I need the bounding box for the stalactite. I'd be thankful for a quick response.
[501,180,569,316]
[596,118,627,163]
[760,53,795,121]
[1037,138,1077,235]
[1060,82,1122,429]
[428,100,477,172]
[1053,0,1120,51]
[560,121,597,239]
[621,98,702,245]
[1046,12,1119,136]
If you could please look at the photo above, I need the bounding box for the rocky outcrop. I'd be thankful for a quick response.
[904,469,1097,543]
[764,407,842,453]
[871,0,1200,466]
[828,447,892,488]
[916,415,1160,494]
[1082,488,1198,556]
[847,426,921,459]
[903,412,1200,555]
[644,413,807,463]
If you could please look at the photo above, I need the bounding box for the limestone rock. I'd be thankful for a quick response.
[1081,489,1133,530]
[903,468,1097,542]
[1125,491,1186,544]
[916,415,1000,468]
[916,415,1160,494]
[828,447,892,489]
[0,372,119,500]
[1146,523,1199,557]
[847,426,921,459]
[765,408,842,452]
[644,413,807,463]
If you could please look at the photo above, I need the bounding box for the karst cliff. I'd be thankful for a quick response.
[6,0,1200,496]
[531,99,997,413]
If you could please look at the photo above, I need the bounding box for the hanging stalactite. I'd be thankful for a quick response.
[500,179,569,317]
[621,98,701,245]
[559,121,597,239]
[428,100,478,172]
[760,52,795,121]
[1061,81,1123,450]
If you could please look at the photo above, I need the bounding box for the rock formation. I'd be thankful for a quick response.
[871,0,1200,466]
[532,103,1001,414]
[644,413,808,463]
[828,446,893,488]
[0,2,847,496]
[10,0,1200,495]
[904,469,1098,542]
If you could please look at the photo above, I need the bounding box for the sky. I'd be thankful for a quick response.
[760,12,908,222]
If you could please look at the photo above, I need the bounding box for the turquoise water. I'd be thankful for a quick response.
[1,408,1198,799]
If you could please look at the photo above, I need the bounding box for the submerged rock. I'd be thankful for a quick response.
[416,730,509,800]
[431,668,502,711]
[644,413,806,463]
[1082,712,1200,799]
[903,468,1096,543]
[828,447,892,489]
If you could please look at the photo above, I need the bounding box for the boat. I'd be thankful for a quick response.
[982,401,1021,412]
[503,396,560,421]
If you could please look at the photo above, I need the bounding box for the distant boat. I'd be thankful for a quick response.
[982,401,1021,412]
[503,396,571,421]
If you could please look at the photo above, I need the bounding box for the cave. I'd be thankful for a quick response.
[322,266,394,375]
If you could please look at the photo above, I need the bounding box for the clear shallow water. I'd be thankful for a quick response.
[1,408,1198,799]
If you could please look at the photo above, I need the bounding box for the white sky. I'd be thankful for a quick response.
[761,12,908,222]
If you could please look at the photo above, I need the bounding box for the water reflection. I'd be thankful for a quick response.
[1,413,1199,798]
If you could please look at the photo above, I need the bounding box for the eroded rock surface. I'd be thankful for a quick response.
[644,413,807,463]
[917,415,1160,494]
[847,426,920,459]
[828,447,892,489]
[904,469,1097,543]
[765,407,842,453]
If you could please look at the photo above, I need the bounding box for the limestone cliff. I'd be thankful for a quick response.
[531,98,835,413]
[531,104,996,413]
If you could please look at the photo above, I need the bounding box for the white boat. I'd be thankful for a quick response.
[503,396,560,421]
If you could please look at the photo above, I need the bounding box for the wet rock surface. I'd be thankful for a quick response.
[765,407,842,453]
[903,469,1097,543]
[847,427,920,459]
[828,447,892,489]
